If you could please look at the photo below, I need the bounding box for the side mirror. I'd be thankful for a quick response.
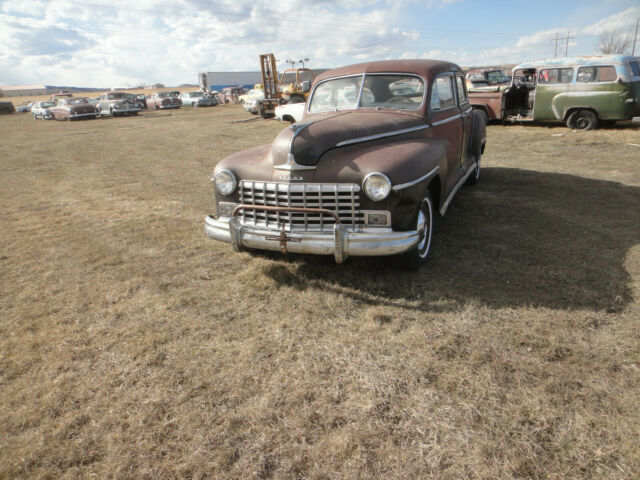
[300,81,311,93]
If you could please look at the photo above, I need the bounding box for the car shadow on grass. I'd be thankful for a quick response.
[259,167,640,312]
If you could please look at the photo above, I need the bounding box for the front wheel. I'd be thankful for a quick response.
[400,193,434,270]
[567,109,598,130]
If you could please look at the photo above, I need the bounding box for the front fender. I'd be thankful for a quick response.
[315,138,447,230]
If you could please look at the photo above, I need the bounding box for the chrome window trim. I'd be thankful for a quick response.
[336,124,430,148]
[575,65,618,84]
[392,166,440,191]
[537,67,575,85]
[307,72,427,114]
[429,72,457,113]
[454,74,470,106]
[307,74,364,114]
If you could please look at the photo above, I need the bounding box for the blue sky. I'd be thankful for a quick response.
[1,0,639,87]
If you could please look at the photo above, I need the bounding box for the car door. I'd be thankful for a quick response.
[455,74,473,170]
[429,73,464,192]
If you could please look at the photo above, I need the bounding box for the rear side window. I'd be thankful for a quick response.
[430,76,455,110]
[629,61,640,76]
[577,66,617,82]
[538,68,573,84]
[455,76,468,104]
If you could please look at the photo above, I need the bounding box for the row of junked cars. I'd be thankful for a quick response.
[264,54,640,130]
[23,90,219,121]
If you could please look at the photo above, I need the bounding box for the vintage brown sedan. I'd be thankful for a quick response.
[51,97,97,120]
[146,91,182,110]
[205,59,486,268]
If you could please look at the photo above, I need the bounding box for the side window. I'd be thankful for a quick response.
[629,61,640,77]
[577,66,617,82]
[538,68,573,84]
[430,75,455,111]
[455,76,468,105]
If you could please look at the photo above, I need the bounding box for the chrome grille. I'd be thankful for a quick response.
[238,181,363,231]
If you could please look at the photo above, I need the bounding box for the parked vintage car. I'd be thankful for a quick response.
[180,91,218,107]
[240,88,265,114]
[96,92,144,116]
[217,87,246,104]
[469,55,640,129]
[146,91,182,110]
[0,101,15,115]
[239,86,263,104]
[205,59,486,268]
[16,101,34,113]
[135,94,147,109]
[31,101,56,120]
[275,102,305,123]
[51,97,97,120]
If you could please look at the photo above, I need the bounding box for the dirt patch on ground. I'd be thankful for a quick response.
[1,108,639,479]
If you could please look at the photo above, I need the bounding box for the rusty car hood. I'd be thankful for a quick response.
[271,110,424,167]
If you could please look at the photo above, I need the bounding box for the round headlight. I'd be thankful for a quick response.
[363,172,392,201]
[214,169,237,196]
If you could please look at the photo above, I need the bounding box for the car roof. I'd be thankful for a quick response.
[514,55,635,70]
[314,59,461,83]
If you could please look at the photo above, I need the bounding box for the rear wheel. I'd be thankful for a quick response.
[567,109,598,130]
[400,193,434,270]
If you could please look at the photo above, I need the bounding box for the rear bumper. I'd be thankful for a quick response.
[204,215,419,263]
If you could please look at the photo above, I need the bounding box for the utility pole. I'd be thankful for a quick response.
[553,33,560,58]
[632,18,639,56]
[564,32,574,57]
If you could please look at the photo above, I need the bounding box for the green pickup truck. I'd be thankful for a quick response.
[468,55,640,130]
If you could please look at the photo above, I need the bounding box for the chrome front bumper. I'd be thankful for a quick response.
[204,215,419,263]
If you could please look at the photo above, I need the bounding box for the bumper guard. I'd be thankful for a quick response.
[204,204,419,263]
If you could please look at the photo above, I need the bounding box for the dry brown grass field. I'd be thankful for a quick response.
[1,106,639,479]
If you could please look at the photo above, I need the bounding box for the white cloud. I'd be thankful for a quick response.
[1,1,638,87]
[580,6,640,35]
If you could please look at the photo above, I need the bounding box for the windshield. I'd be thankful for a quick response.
[308,74,424,113]
[486,70,510,84]
[69,98,88,104]
[189,92,203,97]
[159,92,173,98]
[108,93,127,99]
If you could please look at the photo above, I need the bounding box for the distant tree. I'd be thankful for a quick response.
[598,30,632,55]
